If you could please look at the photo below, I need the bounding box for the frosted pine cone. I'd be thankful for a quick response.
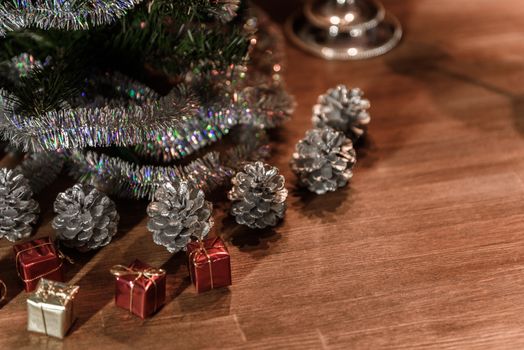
[312,85,370,141]
[0,168,39,242]
[228,161,287,229]
[52,184,119,251]
[291,127,356,195]
[147,181,213,253]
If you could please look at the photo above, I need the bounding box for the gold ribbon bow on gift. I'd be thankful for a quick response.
[35,279,78,304]
[15,242,74,283]
[110,265,166,313]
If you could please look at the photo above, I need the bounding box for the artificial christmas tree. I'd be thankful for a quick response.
[0,0,293,211]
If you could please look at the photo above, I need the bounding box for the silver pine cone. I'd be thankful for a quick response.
[147,181,213,253]
[291,127,356,195]
[228,161,287,229]
[52,184,119,251]
[312,85,370,141]
[0,168,39,242]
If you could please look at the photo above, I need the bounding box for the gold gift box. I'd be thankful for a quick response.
[27,278,79,339]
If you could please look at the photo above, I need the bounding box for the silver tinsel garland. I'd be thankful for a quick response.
[134,84,292,162]
[0,0,144,36]
[228,161,287,229]
[312,85,370,141]
[147,181,213,253]
[0,0,240,37]
[0,66,292,154]
[68,127,270,199]
[0,168,40,242]
[52,183,119,251]
[291,127,357,195]
[0,86,194,152]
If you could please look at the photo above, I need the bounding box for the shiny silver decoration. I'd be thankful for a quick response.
[0,0,144,36]
[312,85,370,141]
[291,127,356,194]
[52,184,119,251]
[228,161,287,229]
[70,150,231,200]
[18,152,64,194]
[69,127,269,200]
[0,86,193,152]
[147,181,213,253]
[132,83,292,163]
[0,64,292,154]
[285,0,402,60]
[0,168,39,242]
[0,0,239,37]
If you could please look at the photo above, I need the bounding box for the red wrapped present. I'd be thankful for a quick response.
[187,237,232,293]
[110,260,166,319]
[13,237,64,292]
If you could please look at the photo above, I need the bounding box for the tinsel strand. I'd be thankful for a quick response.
[68,129,270,199]
[0,0,145,36]
[0,87,195,152]
[0,0,240,37]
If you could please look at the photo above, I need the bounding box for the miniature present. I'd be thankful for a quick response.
[110,260,166,319]
[187,237,232,293]
[27,278,79,339]
[13,237,65,292]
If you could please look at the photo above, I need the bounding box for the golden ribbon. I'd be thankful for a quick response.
[110,265,166,313]
[15,242,73,283]
[35,280,78,303]
[0,280,6,304]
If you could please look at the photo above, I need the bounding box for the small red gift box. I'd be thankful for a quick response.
[13,237,64,292]
[111,260,166,319]
[187,237,232,293]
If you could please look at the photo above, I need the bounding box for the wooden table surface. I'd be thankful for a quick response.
[3,0,524,348]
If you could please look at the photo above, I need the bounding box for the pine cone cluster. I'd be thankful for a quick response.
[312,85,370,141]
[291,127,356,195]
[147,181,213,253]
[52,184,119,251]
[0,168,39,242]
[228,161,287,229]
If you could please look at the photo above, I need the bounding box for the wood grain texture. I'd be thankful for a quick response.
[2,0,524,348]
